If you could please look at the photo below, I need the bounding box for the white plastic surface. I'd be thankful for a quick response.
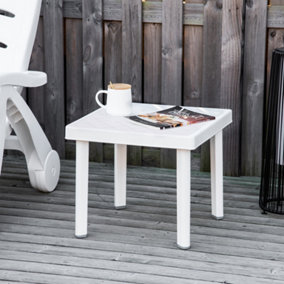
[66,103,232,150]
[0,0,60,192]
[0,71,47,87]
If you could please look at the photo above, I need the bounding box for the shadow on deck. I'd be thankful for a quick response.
[0,156,283,283]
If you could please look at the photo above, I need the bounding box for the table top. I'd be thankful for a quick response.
[65,103,232,150]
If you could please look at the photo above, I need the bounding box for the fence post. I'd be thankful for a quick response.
[242,1,267,176]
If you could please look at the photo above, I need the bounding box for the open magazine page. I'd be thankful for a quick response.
[128,106,215,130]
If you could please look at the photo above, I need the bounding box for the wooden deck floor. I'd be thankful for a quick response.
[0,156,284,283]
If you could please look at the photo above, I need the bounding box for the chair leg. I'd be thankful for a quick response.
[4,86,60,192]
[0,96,7,175]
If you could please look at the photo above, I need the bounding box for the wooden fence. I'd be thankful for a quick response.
[24,0,284,176]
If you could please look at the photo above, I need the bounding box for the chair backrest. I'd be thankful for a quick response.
[0,0,41,72]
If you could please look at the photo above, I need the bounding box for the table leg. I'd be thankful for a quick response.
[75,140,89,238]
[114,144,127,209]
[176,149,191,249]
[210,130,224,219]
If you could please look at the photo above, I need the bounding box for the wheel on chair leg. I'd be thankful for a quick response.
[29,150,60,192]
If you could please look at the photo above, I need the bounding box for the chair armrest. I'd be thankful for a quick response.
[0,71,47,87]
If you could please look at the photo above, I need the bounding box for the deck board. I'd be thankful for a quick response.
[0,156,283,283]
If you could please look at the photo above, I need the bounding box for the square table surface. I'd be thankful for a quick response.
[65,103,232,150]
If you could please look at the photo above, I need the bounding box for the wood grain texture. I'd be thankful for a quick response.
[122,0,142,166]
[160,0,183,169]
[220,0,244,176]
[201,0,223,172]
[28,18,45,129]
[82,0,103,114]
[0,157,284,283]
[50,0,204,26]
[82,0,104,163]
[144,23,162,104]
[43,0,65,157]
[183,25,203,107]
[267,6,284,28]
[241,1,267,176]
[104,21,122,88]
[122,0,142,102]
[65,19,83,124]
[161,0,183,105]
[266,29,284,100]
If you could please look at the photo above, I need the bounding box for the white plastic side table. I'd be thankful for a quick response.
[65,103,232,249]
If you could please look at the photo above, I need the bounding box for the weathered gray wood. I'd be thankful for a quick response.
[201,0,223,172]
[141,23,162,168]
[65,19,83,124]
[144,23,162,104]
[241,1,267,176]
[122,0,142,166]
[220,0,244,176]
[28,17,45,128]
[82,0,104,163]
[183,25,203,107]
[104,22,122,88]
[161,0,183,105]
[122,0,142,102]
[82,0,103,114]
[268,5,284,28]
[142,147,161,168]
[1,158,284,283]
[49,0,204,26]
[42,0,65,157]
[266,29,284,100]
[160,0,183,169]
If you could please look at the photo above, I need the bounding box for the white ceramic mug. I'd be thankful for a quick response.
[95,83,132,116]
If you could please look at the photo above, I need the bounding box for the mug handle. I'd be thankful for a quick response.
[95,90,108,108]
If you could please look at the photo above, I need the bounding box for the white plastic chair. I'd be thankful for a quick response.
[0,0,60,192]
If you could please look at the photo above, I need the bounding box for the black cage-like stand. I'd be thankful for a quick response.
[260,48,284,214]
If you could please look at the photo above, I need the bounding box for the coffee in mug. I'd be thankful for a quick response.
[95,83,132,116]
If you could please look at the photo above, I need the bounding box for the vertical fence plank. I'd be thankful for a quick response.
[28,17,45,129]
[104,22,122,88]
[122,0,142,166]
[242,1,267,176]
[143,23,162,167]
[161,0,183,105]
[202,0,243,176]
[82,0,103,163]
[201,0,223,172]
[65,19,83,160]
[43,0,65,157]
[66,19,83,124]
[103,21,123,163]
[144,23,162,104]
[160,0,183,169]
[122,0,142,102]
[220,0,243,176]
[183,25,203,107]
[266,29,284,98]
[82,0,103,114]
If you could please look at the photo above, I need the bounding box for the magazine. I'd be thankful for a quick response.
[128,106,215,130]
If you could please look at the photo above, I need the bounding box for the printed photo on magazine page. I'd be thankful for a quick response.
[128,106,215,130]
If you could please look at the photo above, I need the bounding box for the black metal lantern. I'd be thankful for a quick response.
[260,47,284,214]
